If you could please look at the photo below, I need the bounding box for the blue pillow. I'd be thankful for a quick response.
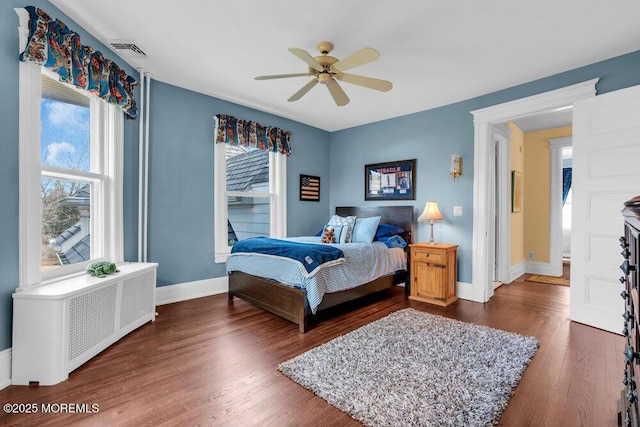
[351,216,381,243]
[378,235,408,248]
[375,223,406,240]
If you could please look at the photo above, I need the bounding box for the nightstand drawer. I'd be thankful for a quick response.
[413,250,444,263]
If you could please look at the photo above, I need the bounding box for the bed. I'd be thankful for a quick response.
[227,206,414,332]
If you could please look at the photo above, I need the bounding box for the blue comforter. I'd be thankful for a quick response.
[230,237,345,277]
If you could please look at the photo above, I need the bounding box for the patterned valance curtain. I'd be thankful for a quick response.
[214,114,291,156]
[19,6,138,119]
[562,167,572,206]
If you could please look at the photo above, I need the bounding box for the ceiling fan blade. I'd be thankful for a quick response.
[288,48,324,72]
[288,79,319,102]
[326,79,349,106]
[332,47,380,72]
[255,73,313,80]
[338,73,393,92]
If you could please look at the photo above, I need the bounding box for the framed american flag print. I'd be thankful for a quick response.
[300,174,320,201]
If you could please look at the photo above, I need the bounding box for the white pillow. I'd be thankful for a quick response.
[328,215,357,242]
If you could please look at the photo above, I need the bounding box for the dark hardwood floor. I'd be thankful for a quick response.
[0,272,623,426]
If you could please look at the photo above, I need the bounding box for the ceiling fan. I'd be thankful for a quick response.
[255,41,392,106]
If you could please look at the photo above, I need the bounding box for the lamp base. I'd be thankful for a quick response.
[429,221,436,244]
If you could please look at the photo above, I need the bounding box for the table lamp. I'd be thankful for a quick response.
[418,201,445,244]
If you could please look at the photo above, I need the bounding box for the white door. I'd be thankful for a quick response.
[571,85,640,333]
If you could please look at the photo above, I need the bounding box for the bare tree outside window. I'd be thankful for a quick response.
[40,93,91,269]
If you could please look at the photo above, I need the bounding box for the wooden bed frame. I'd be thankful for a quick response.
[228,206,414,332]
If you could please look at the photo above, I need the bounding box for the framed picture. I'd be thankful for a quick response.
[299,174,320,201]
[365,159,416,201]
[511,170,522,213]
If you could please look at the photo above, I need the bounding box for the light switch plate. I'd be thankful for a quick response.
[453,206,463,216]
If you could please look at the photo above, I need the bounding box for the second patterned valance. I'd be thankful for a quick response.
[214,114,291,156]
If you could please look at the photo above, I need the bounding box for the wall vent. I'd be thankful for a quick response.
[109,40,147,57]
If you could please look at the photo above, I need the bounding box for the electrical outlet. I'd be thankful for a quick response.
[528,251,534,260]
[453,206,463,216]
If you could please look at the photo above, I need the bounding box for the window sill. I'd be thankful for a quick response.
[14,262,157,299]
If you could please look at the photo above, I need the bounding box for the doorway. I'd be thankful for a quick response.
[470,79,598,303]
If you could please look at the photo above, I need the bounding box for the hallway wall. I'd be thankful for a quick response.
[523,126,573,263]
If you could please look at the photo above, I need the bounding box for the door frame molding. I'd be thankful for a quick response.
[492,124,512,284]
[469,79,599,302]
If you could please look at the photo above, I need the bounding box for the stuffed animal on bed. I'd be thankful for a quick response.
[86,261,119,278]
[321,226,336,243]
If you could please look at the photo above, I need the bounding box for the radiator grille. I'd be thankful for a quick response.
[68,284,118,361]
[120,271,155,329]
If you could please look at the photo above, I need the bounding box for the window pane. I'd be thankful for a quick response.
[227,197,270,246]
[41,178,91,270]
[225,145,269,193]
[40,79,90,172]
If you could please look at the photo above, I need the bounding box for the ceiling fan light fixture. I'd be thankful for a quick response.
[255,41,392,106]
[318,73,332,85]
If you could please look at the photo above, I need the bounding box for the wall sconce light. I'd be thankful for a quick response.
[450,154,463,181]
[418,201,445,244]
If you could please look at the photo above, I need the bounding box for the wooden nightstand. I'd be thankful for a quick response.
[409,243,458,306]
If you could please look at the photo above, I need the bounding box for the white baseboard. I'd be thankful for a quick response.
[509,260,560,280]
[156,276,228,306]
[456,281,476,302]
[525,261,556,276]
[0,348,11,390]
[509,261,527,282]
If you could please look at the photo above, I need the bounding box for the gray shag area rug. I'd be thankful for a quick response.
[278,308,539,426]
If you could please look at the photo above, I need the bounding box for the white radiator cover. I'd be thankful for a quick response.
[11,262,158,386]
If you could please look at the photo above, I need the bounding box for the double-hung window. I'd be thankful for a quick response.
[213,136,287,263]
[15,6,134,290]
[18,67,124,290]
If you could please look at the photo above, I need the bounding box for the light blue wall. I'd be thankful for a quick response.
[330,51,640,283]
[329,103,474,280]
[145,81,330,286]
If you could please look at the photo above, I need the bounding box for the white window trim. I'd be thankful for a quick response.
[16,8,124,290]
[214,142,287,263]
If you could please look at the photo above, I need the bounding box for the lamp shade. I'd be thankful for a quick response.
[418,201,444,222]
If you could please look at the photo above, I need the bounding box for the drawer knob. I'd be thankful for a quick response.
[623,326,629,336]
[621,260,636,275]
[621,277,627,285]
[622,290,628,299]
[627,390,637,404]
[621,236,628,246]
[623,311,634,323]
[622,248,631,259]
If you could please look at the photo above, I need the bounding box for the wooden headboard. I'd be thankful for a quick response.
[335,206,414,244]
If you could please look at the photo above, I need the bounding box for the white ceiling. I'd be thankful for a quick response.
[511,108,573,132]
[49,0,640,132]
